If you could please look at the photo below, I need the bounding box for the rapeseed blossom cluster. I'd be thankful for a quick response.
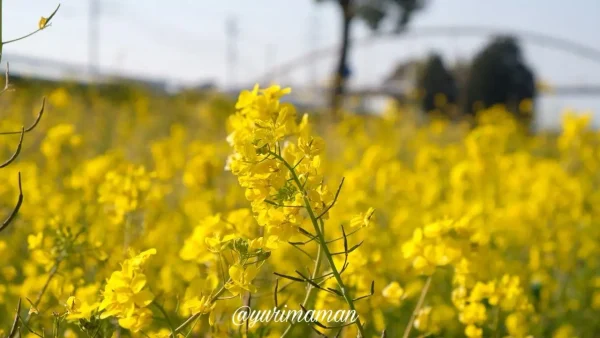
[226,85,333,250]
[99,249,156,332]
[0,82,598,338]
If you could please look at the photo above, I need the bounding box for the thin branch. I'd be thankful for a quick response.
[402,275,433,338]
[244,252,271,265]
[25,260,62,324]
[339,261,350,275]
[17,313,44,338]
[325,226,363,244]
[269,151,366,336]
[281,217,324,337]
[292,222,363,247]
[340,225,350,273]
[171,283,228,336]
[2,26,49,45]
[0,172,23,233]
[353,281,375,302]
[288,241,316,260]
[315,177,345,219]
[152,302,176,338]
[273,278,279,308]
[297,227,318,241]
[264,200,303,208]
[183,314,201,338]
[330,241,364,256]
[308,323,327,337]
[0,98,46,135]
[292,157,304,169]
[312,270,335,281]
[273,272,304,283]
[8,298,21,338]
[0,63,11,96]
[2,4,61,45]
[0,127,24,168]
[295,270,341,296]
[215,295,237,300]
[253,280,294,298]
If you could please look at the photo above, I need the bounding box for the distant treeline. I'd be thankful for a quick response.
[404,35,537,125]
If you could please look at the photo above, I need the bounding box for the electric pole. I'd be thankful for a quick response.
[226,17,238,90]
[89,0,99,78]
[265,44,276,85]
[308,13,319,88]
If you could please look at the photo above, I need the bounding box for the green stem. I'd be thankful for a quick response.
[272,151,366,337]
[1,4,60,47]
[493,306,501,338]
[152,302,176,338]
[18,313,44,338]
[402,275,432,338]
[280,221,323,337]
[2,27,44,45]
[171,281,229,337]
[25,259,63,324]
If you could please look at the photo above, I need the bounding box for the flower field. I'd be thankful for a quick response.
[0,82,599,338]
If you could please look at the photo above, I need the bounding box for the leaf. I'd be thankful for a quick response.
[38,4,61,30]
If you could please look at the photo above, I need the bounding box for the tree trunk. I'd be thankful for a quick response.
[0,0,3,65]
[330,0,353,119]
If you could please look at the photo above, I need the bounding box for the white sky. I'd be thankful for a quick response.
[2,0,600,127]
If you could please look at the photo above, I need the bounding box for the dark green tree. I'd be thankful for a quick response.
[464,35,536,125]
[316,0,426,117]
[417,53,458,117]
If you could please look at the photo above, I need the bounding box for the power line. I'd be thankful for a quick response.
[259,25,600,82]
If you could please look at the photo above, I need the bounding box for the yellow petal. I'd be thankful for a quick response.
[244,265,260,282]
[38,17,48,29]
[133,289,154,307]
[131,274,147,293]
[229,264,243,283]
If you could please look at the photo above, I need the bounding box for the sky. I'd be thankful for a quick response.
[2,0,600,127]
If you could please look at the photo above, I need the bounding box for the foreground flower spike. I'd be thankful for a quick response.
[227,85,373,337]
[227,84,324,247]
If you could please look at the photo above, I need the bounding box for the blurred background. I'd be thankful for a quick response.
[2,0,600,129]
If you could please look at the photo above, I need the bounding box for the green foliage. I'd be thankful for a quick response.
[465,36,536,119]
[417,53,458,115]
[315,0,426,32]
[356,0,426,32]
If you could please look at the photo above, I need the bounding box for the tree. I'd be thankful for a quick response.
[316,0,426,117]
[417,53,458,117]
[464,35,536,125]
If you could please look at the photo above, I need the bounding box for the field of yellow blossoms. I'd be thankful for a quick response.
[0,81,598,338]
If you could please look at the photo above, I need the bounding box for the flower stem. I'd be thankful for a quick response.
[152,302,176,338]
[402,275,433,338]
[280,221,323,337]
[171,281,229,337]
[25,259,62,324]
[272,151,366,337]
